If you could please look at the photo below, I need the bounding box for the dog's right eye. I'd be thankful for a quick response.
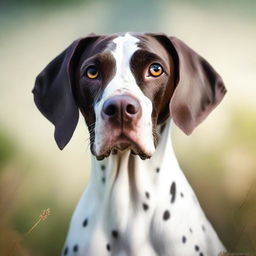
[149,63,163,77]
[86,66,99,79]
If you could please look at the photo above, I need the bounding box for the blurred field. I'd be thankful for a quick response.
[0,0,256,255]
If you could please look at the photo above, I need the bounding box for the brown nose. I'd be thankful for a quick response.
[102,95,141,124]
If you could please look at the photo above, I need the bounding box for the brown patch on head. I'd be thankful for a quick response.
[131,33,226,137]
[73,35,117,152]
[131,33,176,126]
[150,35,226,135]
[33,34,109,150]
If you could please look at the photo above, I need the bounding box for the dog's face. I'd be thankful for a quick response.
[33,33,226,160]
[74,33,175,159]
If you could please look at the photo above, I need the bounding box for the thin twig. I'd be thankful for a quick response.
[8,208,50,256]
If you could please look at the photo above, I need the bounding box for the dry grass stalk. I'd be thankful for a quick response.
[8,208,50,256]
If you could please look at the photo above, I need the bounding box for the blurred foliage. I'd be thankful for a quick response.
[178,0,256,4]
[229,109,256,152]
[0,129,16,169]
[0,128,72,255]
[0,0,87,7]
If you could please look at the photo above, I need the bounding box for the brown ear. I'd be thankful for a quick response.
[32,35,99,149]
[153,34,227,135]
[169,37,227,134]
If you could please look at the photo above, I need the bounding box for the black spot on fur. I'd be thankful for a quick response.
[200,253,204,256]
[163,210,170,220]
[202,225,206,232]
[102,177,106,183]
[182,236,186,243]
[180,192,184,198]
[83,218,88,227]
[170,182,176,203]
[143,203,149,211]
[156,167,160,173]
[189,227,193,233]
[145,191,150,199]
[73,244,78,252]
[195,245,200,251]
[64,246,68,255]
[106,243,111,251]
[101,165,105,171]
[112,230,119,239]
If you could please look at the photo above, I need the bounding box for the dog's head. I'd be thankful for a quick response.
[33,33,226,160]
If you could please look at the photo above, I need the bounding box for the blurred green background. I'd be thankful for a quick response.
[0,0,256,255]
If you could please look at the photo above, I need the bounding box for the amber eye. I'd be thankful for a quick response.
[86,66,99,79]
[149,63,163,77]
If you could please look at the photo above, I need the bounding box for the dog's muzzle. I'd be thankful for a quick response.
[96,94,151,160]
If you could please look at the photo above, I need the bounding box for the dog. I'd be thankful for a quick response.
[33,32,227,256]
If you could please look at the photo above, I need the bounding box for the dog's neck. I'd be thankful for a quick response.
[84,118,192,237]
[89,119,181,209]
[65,118,225,255]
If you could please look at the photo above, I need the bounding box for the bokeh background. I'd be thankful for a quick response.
[0,0,256,255]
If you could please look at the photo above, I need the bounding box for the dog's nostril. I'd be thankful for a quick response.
[102,95,141,120]
[104,104,117,116]
[126,104,137,115]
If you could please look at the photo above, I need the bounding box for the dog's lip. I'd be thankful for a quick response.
[95,132,152,160]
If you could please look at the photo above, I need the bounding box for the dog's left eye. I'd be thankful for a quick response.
[149,63,163,77]
[86,66,99,79]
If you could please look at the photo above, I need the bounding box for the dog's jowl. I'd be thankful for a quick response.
[33,32,227,256]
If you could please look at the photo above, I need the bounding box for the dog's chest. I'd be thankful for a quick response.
[63,124,224,256]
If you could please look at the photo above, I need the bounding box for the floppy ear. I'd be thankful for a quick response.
[154,35,227,135]
[32,35,98,149]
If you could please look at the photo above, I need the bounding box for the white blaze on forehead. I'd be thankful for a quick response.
[98,33,143,100]
[112,33,139,79]
[104,33,142,97]
[94,33,155,157]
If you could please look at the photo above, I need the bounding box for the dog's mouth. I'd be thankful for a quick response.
[94,132,152,161]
